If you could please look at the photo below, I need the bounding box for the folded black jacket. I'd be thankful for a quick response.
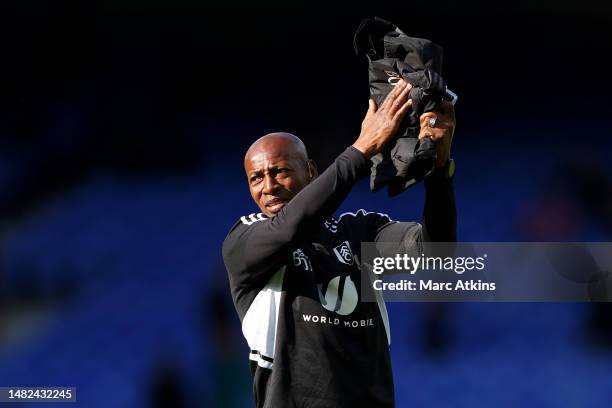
[354,17,452,196]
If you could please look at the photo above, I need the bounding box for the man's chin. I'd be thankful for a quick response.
[264,201,286,216]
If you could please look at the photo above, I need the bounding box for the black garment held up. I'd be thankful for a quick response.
[354,16,456,196]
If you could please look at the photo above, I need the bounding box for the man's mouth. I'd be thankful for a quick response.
[265,198,288,213]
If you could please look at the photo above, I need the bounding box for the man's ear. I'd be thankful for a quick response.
[307,159,318,182]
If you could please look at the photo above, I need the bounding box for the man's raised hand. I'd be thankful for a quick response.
[352,79,413,159]
[418,100,456,168]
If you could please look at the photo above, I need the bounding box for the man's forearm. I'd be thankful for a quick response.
[239,145,370,272]
[266,146,369,240]
[422,169,456,242]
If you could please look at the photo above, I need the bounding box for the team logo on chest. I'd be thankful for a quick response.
[333,241,354,266]
[317,276,359,316]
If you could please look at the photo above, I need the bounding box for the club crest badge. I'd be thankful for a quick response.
[333,241,354,266]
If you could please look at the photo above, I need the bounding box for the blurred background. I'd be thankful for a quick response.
[0,1,611,407]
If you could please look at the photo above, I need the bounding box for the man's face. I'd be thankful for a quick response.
[244,139,313,217]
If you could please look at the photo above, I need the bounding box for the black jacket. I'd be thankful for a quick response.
[222,147,456,407]
[354,17,455,196]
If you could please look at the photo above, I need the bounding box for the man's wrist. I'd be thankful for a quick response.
[344,145,372,174]
[435,151,451,168]
[428,158,455,180]
[351,142,374,159]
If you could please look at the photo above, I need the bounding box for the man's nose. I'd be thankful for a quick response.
[262,174,279,194]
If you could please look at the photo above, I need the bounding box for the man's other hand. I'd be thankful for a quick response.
[418,101,456,168]
[352,80,413,159]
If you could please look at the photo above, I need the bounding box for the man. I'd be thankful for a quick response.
[222,80,456,407]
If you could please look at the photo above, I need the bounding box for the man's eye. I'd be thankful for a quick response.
[250,175,262,184]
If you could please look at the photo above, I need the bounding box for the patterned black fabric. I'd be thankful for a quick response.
[354,17,451,195]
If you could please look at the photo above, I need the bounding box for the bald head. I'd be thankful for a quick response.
[243,132,317,217]
[244,132,309,167]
